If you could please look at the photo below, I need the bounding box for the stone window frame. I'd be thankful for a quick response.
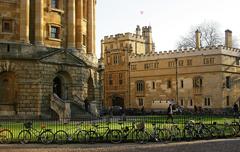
[193,76,203,88]
[179,98,184,106]
[48,0,64,14]
[136,80,145,92]
[113,54,120,64]
[204,96,211,107]
[180,80,184,88]
[178,60,184,66]
[119,73,123,85]
[152,81,156,89]
[187,59,192,66]
[138,98,144,106]
[188,98,193,108]
[225,76,231,89]
[82,34,87,46]
[48,23,62,41]
[0,18,15,34]
[167,80,172,89]
[236,57,240,65]
[108,74,113,85]
[226,96,230,107]
[203,57,215,65]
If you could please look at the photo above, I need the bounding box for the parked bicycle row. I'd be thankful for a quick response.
[0,119,240,144]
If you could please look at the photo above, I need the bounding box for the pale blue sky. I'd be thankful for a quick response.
[96,0,240,58]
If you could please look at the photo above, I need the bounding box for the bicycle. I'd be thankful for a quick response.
[182,120,196,141]
[147,123,168,142]
[118,121,148,144]
[0,124,13,144]
[18,121,54,144]
[208,122,224,138]
[88,121,122,144]
[167,123,181,141]
[222,121,237,137]
[194,121,212,139]
[54,122,89,144]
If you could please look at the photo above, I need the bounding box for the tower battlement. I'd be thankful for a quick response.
[103,32,145,42]
[129,45,240,62]
[142,26,152,33]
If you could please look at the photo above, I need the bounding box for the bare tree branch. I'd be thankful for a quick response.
[176,21,222,49]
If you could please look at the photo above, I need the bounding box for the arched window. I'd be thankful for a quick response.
[136,80,145,92]
[193,76,203,88]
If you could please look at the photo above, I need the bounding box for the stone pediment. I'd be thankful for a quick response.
[40,51,87,66]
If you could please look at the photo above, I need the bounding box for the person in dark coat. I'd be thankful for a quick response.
[233,103,239,119]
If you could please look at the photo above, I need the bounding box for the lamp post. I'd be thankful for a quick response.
[128,62,131,108]
[175,58,179,105]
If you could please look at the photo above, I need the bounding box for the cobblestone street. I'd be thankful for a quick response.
[0,138,240,152]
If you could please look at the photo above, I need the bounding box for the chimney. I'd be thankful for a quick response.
[225,29,232,48]
[195,29,201,49]
[136,25,141,35]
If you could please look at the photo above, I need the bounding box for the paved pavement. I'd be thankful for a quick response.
[0,138,240,152]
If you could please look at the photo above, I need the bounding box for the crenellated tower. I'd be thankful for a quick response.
[142,26,154,54]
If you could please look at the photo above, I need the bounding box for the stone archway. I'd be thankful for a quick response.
[0,72,17,115]
[53,71,72,100]
[112,95,124,108]
[53,76,62,98]
[87,77,94,101]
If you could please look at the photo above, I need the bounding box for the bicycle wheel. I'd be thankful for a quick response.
[136,130,149,144]
[18,130,31,144]
[40,130,54,144]
[183,128,194,141]
[170,126,181,141]
[223,125,236,137]
[153,128,165,142]
[107,129,122,144]
[159,128,170,141]
[199,128,212,139]
[77,130,89,143]
[54,130,68,144]
[88,130,98,144]
[0,129,13,144]
[209,126,224,138]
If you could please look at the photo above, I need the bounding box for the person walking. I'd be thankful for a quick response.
[166,104,174,123]
[233,102,239,119]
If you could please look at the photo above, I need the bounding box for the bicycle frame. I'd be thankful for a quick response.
[119,121,137,140]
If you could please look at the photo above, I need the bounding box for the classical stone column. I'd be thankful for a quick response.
[87,0,94,55]
[20,0,30,44]
[76,0,83,50]
[93,0,96,55]
[35,0,44,46]
[67,0,76,50]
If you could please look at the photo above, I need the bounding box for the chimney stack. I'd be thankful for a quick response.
[195,29,201,49]
[225,29,232,48]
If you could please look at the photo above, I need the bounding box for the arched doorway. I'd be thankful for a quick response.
[0,72,17,115]
[112,96,124,108]
[52,71,72,100]
[53,77,62,98]
[87,77,94,101]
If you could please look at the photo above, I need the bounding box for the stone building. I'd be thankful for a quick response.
[102,26,240,112]
[0,0,100,119]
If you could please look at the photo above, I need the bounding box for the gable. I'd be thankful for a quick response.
[40,51,86,66]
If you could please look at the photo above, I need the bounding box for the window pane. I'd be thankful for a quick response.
[51,0,58,8]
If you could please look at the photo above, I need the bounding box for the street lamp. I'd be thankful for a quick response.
[175,58,179,105]
[128,62,131,108]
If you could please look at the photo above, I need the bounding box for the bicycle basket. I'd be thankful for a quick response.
[136,122,145,130]
[24,122,32,129]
